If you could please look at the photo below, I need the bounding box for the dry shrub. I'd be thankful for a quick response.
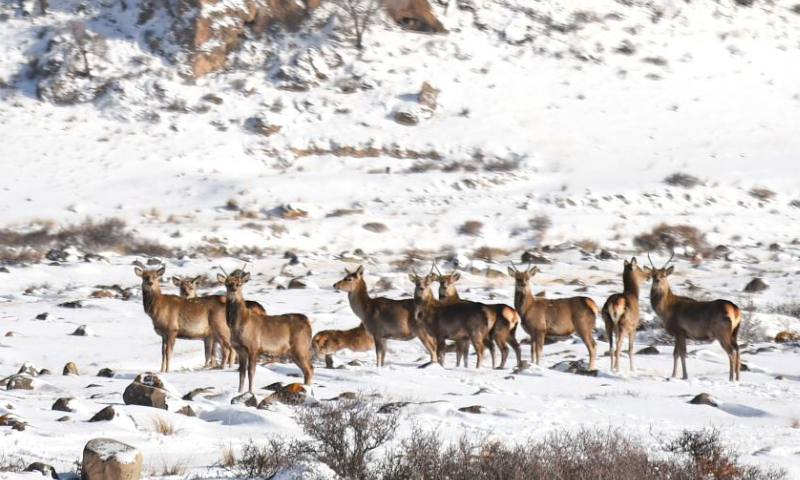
[0,452,26,473]
[749,187,776,201]
[482,158,519,172]
[236,437,306,478]
[633,223,708,255]
[664,172,703,188]
[530,214,552,239]
[151,416,181,436]
[458,221,484,237]
[766,300,800,320]
[219,444,236,468]
[472,246,508,260]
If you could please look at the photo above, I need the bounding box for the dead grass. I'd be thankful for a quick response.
[458,221,484,237]
[0,452,26,473]
[633,223,709,255]
[151,416,181,436]
[149,458,188,477]
[220,444,237,468]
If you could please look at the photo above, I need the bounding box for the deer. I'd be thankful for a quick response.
[311,323,375,368]
[218,267,314,392]
[409,269,495,368]
[134,264,234,372]
[172,275,267,366]
[601,257,650,373]
[333,265,437,366]
[508,262,598,369]
[435,268,522,369]
[644,252,741,381]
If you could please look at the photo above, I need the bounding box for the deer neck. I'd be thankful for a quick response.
[440,286,459,301]
[142,285,162,316]
[347,280,373,319]
[650,282,674,317]
[515,284,534,312]
[226,291,247,328]
[622,271,640,299]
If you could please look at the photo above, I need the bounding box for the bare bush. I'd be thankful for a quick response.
[633,223,708,255]
[296,398,399,480]
[458,221,484,237]
[749,187,776,201]
[664,172,703,188]
[234,437,307,478]
[767,300,800,320]
[0,452,26,473]
[529,214,552,239]
[151,416,181,436]
[333,0,383,50]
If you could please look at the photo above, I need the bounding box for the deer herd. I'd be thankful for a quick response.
[133,252,743,394]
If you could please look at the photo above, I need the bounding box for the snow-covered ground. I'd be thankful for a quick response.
[1,0,800,477]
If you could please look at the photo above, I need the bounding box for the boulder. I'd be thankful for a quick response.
[123,374,168,410]
[89,406,117,422]
[52,397,75,412]
[72,325,92,336]
[458,405,484,414]
[418,82,439,110]
[636,346,660,355]
[258,383,309,407]
[393,109,419,126]
[82,438,142,480]
[64,362,79,375]
[5,374,35,390]
[688,393,719,407]
[231,392,257,407]
[744,278,769,293]
[26,462,59,479]
[97,368,115,378]
[550,360,598,377]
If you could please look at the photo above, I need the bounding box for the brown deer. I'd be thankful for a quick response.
[644,252,741,381]
[601,257,649,372]
[508,263,598,369]
[172,275,267,365]
[135,265,234,372]
[333,266,436,366]
[311,324,375,367]
[410,271,495,368]
[435,269,522,369]
[218,268,313,392]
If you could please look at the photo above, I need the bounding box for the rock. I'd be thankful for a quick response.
[636,346,660,355]
[259,383,309,407]
[36,312,49,320]
[58,300,83,309]
[550,360,598,377]
[26,462,58,479]
[418,82,439,110]
[0,267,8,273]
[384,0,445,32]
[335,392,358,401]
[58,416,70,422]
[458,405,484,414]
[123,373,168,410]
[5,331,17,337]
[89,406,117,422]
[97,368,115,378]
[521,251,552,264]
[82,438,143,480]
[0,413,25,429]
[63,362,79,376]
[18,363,39,376]
[5,374,34,390]
[183,387,215,401]
[393,109,419,126]
[39,369,52,376]
[202,93,223,105]
[177,405,196,417]
[231,392,257,407]
[12,422,26,431]
[72,325,92,336]
[775,331,799,343]
[378,402,410,414]
[362,222,389,233]
[288,278,309,289]
[597,249,615,260]
[744,278,769,293]
[263,382,284,392]
[52,397,75,412]
[347,359,366,367]
[689,393,719,407]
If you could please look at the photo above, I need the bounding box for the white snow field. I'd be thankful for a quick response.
[1,0,800,477]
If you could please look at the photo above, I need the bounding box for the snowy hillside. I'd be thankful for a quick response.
[1,0,800,477]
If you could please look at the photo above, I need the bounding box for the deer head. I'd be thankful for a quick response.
[217,267,251,297]
[135,265,166,292]
[435,268,461,299]
[507,262,538,294]
[172,275,202,298]
[333,265,364,292]
[408,269,436,303]
[624,257,650,283]
[644,251,675,295]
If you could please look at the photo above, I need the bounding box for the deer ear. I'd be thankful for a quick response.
[157,266,166,277]
[134,267,144,277]
[344,267,352,274]
[630,257,638,266]
[665,266,675,276]
[192,276,202,285]
[643,267,653,274]
[217,273,226,284]
[528,266,539,275]
[507,266,516,276]
[407,273,416,283]
[355,265,364,276]
[242,272,251,283]
[452,272,461,282]
[172,277,181,286]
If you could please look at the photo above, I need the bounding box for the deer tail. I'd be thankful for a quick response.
[501,306,519,329]
[725,302,742,332]
[584,298,599,316]
[604,296,626,325]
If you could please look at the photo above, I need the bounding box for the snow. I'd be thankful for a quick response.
[0,0,800,477]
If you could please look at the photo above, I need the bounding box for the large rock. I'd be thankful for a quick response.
[258,383,310,407]
[384,0,445,33]
[82,438,142,480]
[26,462,59,479]
[123,373,168,410]
[63,362,79,375]
[744,278,769,293]
[89,406,117,422]
[52,397,75,412]
[5,374,35,390]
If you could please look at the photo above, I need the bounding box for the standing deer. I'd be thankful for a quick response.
[135,265,233,372]
[172,275,267,366]
[333,265,437,366]
[410,270,495,368]
[312,323,375,368]
[508,263,598,369]
[435,269,522,369]
[601,257,649,372]
[218,268,314,392]
[644,252,741,381]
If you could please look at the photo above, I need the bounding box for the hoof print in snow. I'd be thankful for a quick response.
[551,360,598,377]
[97,368,115,378]
[26,462,58,479]
[123,374,168,409]
[89,406,117,422]
[259,383,310,408]
[231,392,258,407]
[82,438,143,480]
[689,393,719,408]
[636,346,659,355]
[458,405,484,414]
[52,397,75,412]
[743,278,769,293]
[183,387,215,401]
[378,402,410,414]
[177,405,196,417]
[5,374,35,390]
[775,331,799,343]
[63,362,79,376]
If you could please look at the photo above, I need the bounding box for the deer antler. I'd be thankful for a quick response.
[647,252,656,269]
[664,249,675,268]
[434,263,443,276]
[510,260,518,272]
[219,264,228,277]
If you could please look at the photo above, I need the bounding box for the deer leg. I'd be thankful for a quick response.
[165,332,177,373]
[472,335,484,369]
[628,331,636,372]
[679,334,688,380]
[495,334,508,370]
[436,337,446,366]
[160,336,167,373]
[237,351,247,393]
[734,341,741,381]
[247,352,258,393]
[507,328,522,368]
[614,326,624,373]
[373,337,386,367]
[579,325,597,371]
[293,346,314,386]
[203,336,214,367]
[456,340,467,367]
[487,337,497,369]
[536,331,546,365]
[605,318,614,371]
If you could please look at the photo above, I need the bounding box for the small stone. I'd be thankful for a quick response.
[72,325,92,336]
[521,251,552,264]
[512,360,532,374]
[689,393,718,407]
[35,312,49,320]
[89,406,117,422]
[288,278,309,289]
[231,392,257,407]
[12,422,26,431]
[393,109,419,126]
[550,360,598,377]
[177,405,196,417]
[26,462,58,479]
[5,374,34,390]
[744,278,769,293]
[636,346,659,355]
[5,331,17,337]
[52,397,75,412]
[336,392,358,400]
[38,369,52,376]
[63,362,79,376]
[97,368,115,378]
[458,405,484,414]
[57,416,70,422]
[18,363,39,376]
[597,249,615,260]
[58,300,83,309]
